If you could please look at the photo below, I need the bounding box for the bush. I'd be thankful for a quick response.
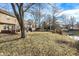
[1,30,16,34]
[51,29,63,35]
[75,41,79,50]
[16,29,20,32]
[35,28,41,31]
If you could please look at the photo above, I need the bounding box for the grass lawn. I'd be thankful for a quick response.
[0,32,78,56]
[75,31,79,36]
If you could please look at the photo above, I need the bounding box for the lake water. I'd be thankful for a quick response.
[67,30,79,40]
[69,36,79,40]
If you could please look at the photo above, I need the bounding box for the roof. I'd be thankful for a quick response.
[0,9,27,25]
[0,9,18,25]
[0,22,15,25]
[0,9,15,18]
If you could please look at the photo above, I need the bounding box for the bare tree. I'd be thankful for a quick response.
[49,3,61,30]
[46,14,52,30]
[29,6,45,29]
[42,21,48,31]
[76,22,79,28]
[60,14,70,30]
[11,3,34,38]
[29,9,40,29]
[29,3,49,29]
[69,16,76,29]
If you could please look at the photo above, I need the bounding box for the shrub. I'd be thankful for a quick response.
[75,41,79,50]
[51,29,63,35]
[1,30,16,34]
[35,28,41,31]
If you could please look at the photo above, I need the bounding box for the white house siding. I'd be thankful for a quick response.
[0,24,4,32]
[0,10,19,32]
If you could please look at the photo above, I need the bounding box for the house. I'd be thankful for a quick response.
[24,19,36,31]
[0,9,37,33]
[0,9,19,33]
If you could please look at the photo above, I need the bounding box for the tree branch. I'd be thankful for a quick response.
[11,3,21,25]
[24,3,35,12]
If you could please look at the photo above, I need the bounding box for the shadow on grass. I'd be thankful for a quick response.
[0,37,21,44]
[0,32,18,35]
[0,33,19,38]
[55,40,75,48]
[72,41,79,55]
[75,41,79,50]
[55,40,79,55]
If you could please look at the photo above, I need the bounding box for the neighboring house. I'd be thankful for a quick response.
[70,24,79,30]
[0,9,19,33]
[24,20,36,31]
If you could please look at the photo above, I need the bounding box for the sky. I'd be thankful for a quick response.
[57,3,79,10]
[56,3,79,22]
[0,3,79,22]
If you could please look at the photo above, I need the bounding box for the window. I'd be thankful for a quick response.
[7,26,9,30]
[4,25,6,30]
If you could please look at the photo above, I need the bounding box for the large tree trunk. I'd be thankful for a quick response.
[11,3,35,38]
[11,3,26,38]
[20,23,25,38]
[19,4,26,38]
